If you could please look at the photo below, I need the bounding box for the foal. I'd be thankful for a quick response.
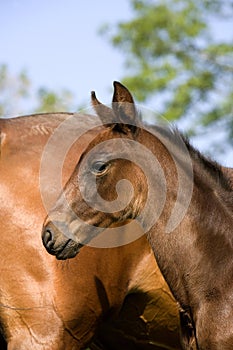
[43,82,233,349]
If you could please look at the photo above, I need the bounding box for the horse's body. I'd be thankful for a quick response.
[42,82,233,349]
[0,113,181,349]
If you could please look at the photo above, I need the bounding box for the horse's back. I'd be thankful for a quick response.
[0,113,73,155]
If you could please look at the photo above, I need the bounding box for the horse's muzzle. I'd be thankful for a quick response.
[42,221,83,260]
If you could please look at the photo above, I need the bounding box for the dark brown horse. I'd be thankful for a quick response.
[1,113,182,349]
[42,82,233,349]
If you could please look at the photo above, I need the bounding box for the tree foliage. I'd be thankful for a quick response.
[0,64,30,117]
[101,0,233,147]
[0,64,75,117]
[35,87,74,113]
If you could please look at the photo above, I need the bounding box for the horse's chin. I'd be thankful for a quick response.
[55,242,83,260]
[50,239,83,260]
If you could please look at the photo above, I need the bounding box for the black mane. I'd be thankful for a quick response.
[180,133,232,193]
[147,123,232,193]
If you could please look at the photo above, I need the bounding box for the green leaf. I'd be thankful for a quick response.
[100,0,233,154]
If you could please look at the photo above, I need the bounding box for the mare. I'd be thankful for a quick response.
[0,112,182,349]
[42,82,233,350]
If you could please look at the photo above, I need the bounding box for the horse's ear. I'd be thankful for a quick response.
[112,81,140,133]
[91,91,115,124]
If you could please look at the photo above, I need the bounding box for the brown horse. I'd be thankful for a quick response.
[42,82,233,350]
[0,113,182,349]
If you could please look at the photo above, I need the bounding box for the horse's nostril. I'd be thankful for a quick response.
[42,228,53,247]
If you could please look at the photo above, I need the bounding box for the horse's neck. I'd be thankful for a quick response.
[221,166,233,188]
[148,154,233,310]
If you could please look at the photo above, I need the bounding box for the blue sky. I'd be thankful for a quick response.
[0,0,232,165]
[0,0,131,105]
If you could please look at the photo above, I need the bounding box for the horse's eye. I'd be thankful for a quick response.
[91,161,110,176]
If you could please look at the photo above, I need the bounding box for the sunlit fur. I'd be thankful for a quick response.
[1,113,184,349]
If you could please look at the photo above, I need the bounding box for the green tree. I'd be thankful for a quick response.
[35,87,74,113]
[0,64,30,116]
[101,0,233,148]
[0,64,75,117]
